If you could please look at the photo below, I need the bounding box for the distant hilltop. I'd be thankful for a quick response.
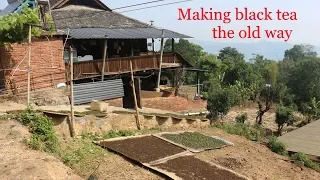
[191,40,320,61]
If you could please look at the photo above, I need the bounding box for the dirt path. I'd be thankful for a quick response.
[0,120,82,180]
[197,128,320,180]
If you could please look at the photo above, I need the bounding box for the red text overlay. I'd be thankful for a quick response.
[178,7,297,42]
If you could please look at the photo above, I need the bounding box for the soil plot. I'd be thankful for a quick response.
[100,136,186,163]
[161,132,227,150]
[153,156,248,180]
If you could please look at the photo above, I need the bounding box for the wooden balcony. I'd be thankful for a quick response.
[66,53,190,80]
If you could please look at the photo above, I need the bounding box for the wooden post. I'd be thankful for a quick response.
[69,46,76,137]
[152,38,155,53]
[156,30,165,92]
[131,41,134,57]
[172,38,175,53]
[197,71,200,95]
[135,77,142,108]
[27,25,31,104]
[130,60,141,130]
[101,39,108,81]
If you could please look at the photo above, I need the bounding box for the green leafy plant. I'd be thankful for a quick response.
[235,113,248,123]
[0,7,41,43]
[16,104,37,125]
[207,88,234,119]
[267,136,287,155]
[292,152,320,171]
[275,105,296,134]
[28,115,59,153]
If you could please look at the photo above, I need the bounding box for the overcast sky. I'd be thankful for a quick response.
[0,0,317,45]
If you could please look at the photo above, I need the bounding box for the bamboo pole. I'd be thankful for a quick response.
[130,60,141,130]
[101,39,108,81]
[27,25,31,104]
[156,30,165,92]
[69,46,76,137]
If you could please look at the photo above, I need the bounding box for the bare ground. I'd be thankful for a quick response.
[0,120,82,180]
[197,128,320,180]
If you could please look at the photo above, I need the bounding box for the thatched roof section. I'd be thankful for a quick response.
[51,5,151,29]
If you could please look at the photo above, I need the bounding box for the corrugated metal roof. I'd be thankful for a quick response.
[66,28,192,39]
[0,1,21,16]
[278,120,320,157]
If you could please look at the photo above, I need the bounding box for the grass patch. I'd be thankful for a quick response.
[162,132,226,149]
[214,122,266,142]
[61,139,105,175]
[267,136,287,156]
[292,152,320,172]
[0,114,15,120]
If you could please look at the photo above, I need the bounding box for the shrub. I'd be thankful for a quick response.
[235,113,248,123]
[207,88,234,118]
[267,136,287,155]
[275,105,295,133]
[29,115,59,153]
[17,105,38,125]
[292,152,320,171]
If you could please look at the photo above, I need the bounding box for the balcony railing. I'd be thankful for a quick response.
[66,53,187,80]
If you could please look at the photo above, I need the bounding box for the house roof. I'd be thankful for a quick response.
[49,0,110,10]
[64,28,192,39]
[278,120,320,157]
[51,5,151,29]
[0,1,21,16]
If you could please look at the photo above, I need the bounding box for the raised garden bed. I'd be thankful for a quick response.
[160,132,227,151]
[153,156,248,180]
[99,135,186,163]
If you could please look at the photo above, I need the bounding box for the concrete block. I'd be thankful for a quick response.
[91,100,108,112]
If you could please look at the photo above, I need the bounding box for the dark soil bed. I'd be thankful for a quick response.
[99,136,185,163]
[161,132,227,150]
[153,156,247,180]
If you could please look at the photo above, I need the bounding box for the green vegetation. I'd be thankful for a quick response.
[235,113,248,124]
[275,105,295,133]
[214,123,266,142]
[81,130,135,141]
[165,40,320,125]
[162,132,226,149]
[207,88,234,118]
[0,114,15,120]
[267,136,287,156]
[61,139,104,172]
[16,106,59,153]
[0,7,41,43]
[292,152,320,172]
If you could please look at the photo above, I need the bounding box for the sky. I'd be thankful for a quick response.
[0,0,318,45]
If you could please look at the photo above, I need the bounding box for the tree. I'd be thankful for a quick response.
[284,44,317,61]
[164,39,203,66]
[164,39,204,84]
[217,47,249,86]
[275,105,294,134]
[286,58,320,108]
[207,88,235,122]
